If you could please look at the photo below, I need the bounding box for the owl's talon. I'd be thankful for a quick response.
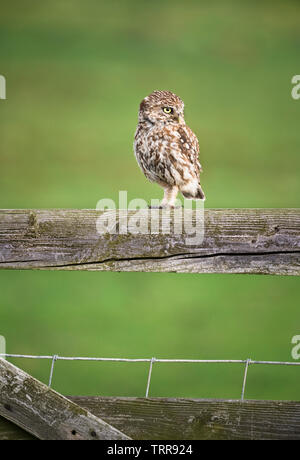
[159,204,182,209]
[148,205,182,209]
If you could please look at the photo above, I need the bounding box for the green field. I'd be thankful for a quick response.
[0,0,299,400]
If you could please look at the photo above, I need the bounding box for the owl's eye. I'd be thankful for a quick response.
[163,107,173,114]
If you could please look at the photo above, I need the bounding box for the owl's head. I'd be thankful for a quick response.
[139,90,184,124]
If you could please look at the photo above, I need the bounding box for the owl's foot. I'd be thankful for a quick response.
[161,204,182,209]
[148,204,182,209]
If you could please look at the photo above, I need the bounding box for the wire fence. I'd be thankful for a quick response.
[0,353,299,400]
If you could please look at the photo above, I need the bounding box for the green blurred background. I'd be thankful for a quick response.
[0,0,299,400]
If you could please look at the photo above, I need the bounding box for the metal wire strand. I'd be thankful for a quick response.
[1,354,299,365]
[48,354,58,387]
[241,358,251,401]
[145,357,156,397]
[0,354,299,397]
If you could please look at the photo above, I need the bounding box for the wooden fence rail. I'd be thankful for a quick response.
[0,357,299,440]
[0,208,299,275]
[2,397,300,440]
[1,209,300,440]
[0,358,130,440]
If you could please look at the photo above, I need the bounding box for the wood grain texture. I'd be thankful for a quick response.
[1,396,299,440]
[70,396,300,440]
[0,359,130,440]
[0,208,299,275]
[0,416,35,440]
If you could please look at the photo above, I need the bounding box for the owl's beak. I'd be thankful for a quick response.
[175,114,185,124]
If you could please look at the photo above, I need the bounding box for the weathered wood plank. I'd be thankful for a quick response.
[0,209,299,275]
[1,396,299,440]
[70,396,300,440]
[0,359,130,440]
[0,416,35,440]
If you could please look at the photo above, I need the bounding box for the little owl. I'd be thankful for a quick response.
[134,90,205,208]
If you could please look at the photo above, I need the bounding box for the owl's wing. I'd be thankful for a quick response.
[177,125,203,175]
[146,124,202,187]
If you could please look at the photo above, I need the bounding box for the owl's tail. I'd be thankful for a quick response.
[181,182,205,201]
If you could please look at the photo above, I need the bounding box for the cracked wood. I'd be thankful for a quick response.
[0,209,299,275]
